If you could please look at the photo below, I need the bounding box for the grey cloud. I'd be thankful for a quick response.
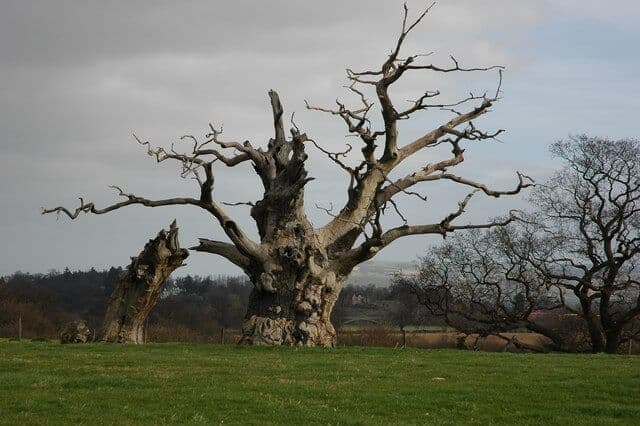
[1,1,545,66]
[1,0,631,276]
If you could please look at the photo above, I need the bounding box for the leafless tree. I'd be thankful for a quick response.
[512,136,640,353]
[42,4,529,346]
[400,229,566,352]
[408,136,640,353]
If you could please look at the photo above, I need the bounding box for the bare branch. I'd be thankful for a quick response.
[433,172,534,198]
[42,186,202,220]
[222,201,255,207]
[190,238,251,270]
[42,186,264,262]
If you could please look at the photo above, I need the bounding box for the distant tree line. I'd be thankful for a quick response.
[0,269,252,342]
[0,268,120,339]
[0,269,429,342]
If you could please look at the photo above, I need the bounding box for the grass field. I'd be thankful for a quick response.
[1,340,639,425]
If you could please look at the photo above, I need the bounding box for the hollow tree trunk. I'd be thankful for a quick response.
[101,220,188,343]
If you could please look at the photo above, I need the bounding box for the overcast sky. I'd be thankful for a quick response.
[1,1,639,276]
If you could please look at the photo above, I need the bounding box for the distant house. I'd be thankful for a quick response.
[351,293,368,306]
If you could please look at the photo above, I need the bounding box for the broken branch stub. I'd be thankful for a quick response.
[101,220,188,343]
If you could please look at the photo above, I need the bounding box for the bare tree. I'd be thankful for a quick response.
[510,136,640,353]
[408,136,640,353]
[401,229,565,352]
[102,220,188,343]
[42,5,529,346]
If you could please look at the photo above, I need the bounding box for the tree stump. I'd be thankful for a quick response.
[60,320,92,344]
[101,220,188,343]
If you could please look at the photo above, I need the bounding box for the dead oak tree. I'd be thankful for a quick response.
[101,220,188,344]
[43,4,530,347]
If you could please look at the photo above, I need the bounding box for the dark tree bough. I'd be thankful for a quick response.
[43,4,531,347]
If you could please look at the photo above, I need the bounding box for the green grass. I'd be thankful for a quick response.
[1,340,639,425]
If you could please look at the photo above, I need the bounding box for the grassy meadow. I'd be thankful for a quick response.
[1,339,639,425]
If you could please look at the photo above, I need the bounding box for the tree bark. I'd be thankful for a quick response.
[101,220,188,343]
[240,274,341,347]
[577,296,606,353]
[239,219,344,347]
[241,299,337,347]
[604,329,622,354]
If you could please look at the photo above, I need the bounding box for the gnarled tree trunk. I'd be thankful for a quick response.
[44,5,530,347]
[236,99,345,347]
[239,232,344,347]
[101,220,188,343]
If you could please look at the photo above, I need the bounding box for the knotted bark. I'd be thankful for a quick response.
[101,220,188,343]
[239,223,343,347]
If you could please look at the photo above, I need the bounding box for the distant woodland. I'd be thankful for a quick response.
[0,269,430,343]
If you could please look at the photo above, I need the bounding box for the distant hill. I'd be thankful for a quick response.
[346,261,417,287]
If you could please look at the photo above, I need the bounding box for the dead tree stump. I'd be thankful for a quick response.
[60,320,92,344]
[101,220,188,343]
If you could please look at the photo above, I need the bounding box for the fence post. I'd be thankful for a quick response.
[220,327,225,345]
[18,315,22,340]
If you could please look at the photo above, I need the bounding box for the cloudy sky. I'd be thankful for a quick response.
[1,1,639,276]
